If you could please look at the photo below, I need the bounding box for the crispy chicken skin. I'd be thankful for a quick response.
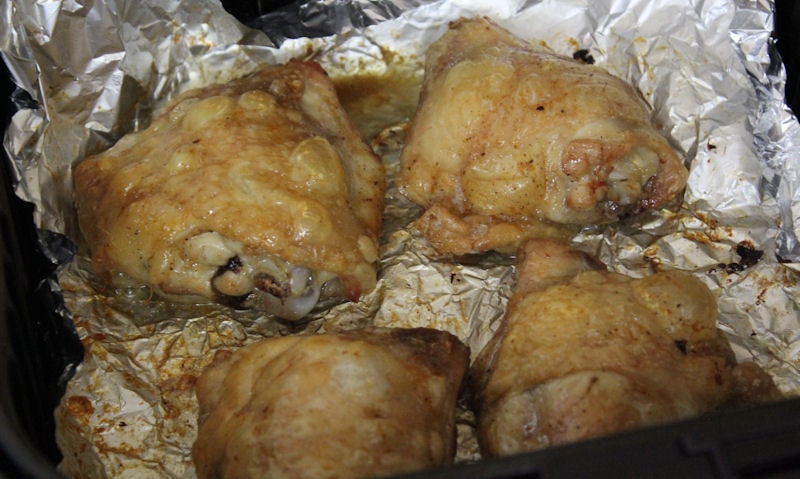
[192,327,469,479]
[73,60,384,320]
[398,18,688,255]
[470,239,782,456]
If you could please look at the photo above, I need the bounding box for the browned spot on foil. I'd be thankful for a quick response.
[65,396,94,426]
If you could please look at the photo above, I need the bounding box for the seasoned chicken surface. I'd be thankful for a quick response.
[192,327,469,479]
[74,60,384,320]
[398,18,688,255]
[470,239,782,456]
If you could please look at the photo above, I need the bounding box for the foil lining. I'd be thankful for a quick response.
[2,0,800,477]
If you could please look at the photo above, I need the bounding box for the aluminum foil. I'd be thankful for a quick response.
[3,0,800,477]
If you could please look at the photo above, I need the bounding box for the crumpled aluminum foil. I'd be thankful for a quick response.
[2,0,800,477]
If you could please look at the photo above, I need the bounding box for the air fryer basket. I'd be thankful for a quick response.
[2,1,800,477]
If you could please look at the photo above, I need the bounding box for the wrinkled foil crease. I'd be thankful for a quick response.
[2,0,800,477]
[248,0,431,44]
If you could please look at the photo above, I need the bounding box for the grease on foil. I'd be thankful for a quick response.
[2,0,800,478]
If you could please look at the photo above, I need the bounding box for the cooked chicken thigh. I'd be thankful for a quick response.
[74,60,384,320]
[192,327,469,479]
[398,18,688,255]
[470,239,781,456]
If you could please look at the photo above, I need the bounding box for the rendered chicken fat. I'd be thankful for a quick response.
[73,61,385,320]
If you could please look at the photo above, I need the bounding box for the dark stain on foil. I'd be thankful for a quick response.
[718,240,764,274]
[572,49,595,64]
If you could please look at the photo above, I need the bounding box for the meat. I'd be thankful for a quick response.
[398,18,688,255]
[192,327,469,479]
[470,239,782,456]
[73,60,384,320]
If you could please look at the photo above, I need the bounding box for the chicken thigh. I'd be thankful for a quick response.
[74,60,384,320]
[398,18,688,255]
[470,239,781,456]
[192,327,469,479]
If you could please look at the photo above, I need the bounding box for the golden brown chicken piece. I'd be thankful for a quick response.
[192,327,469,479]
[470,239,782,456]
[74,60,384,320]
[398,18,688,255]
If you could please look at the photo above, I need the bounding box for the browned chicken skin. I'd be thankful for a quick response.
[470,239,782,456]
[74,60,384,320]
[192,327,469,479]
[398,18,688,255]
